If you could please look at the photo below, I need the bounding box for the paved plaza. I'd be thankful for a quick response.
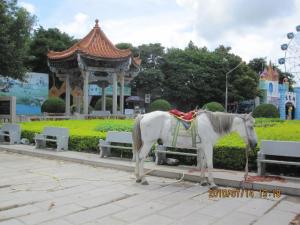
[0,151,299,225]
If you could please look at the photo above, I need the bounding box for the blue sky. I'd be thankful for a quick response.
[18,0,300,70]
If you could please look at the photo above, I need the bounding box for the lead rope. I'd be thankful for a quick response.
[243,118,250,181]
[244,144,249,181]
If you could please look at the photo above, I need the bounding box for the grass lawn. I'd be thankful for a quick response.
[217,119,300,147]
[21,119,134,138]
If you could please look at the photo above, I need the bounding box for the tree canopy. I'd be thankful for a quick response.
[129,43,259,111]
[0,0,35,79]
[27,26,76,73]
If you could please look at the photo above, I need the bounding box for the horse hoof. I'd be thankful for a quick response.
[210,184,218,190]
[141,180,149,185]
[136,179,142,183]
[200,181,209,186]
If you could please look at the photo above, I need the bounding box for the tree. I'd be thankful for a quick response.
[115,42,139,56]
[248,58,267,74]
[273,65,295,88]
[138,43,165,69]
[131,68,164,98]
[0,0,35,79]
[161,43,259,110]
[27,27,76,73]
[130,43,165,97]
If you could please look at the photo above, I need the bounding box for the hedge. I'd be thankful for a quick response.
[41,97,65,113]
[21,130,101,152]
[253,104,279,118]
[20,118,300,171]
[149,99,171,112]
[202,101,225,112]
[94,97,113,111]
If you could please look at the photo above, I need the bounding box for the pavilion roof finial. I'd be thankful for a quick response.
[95,19,99,28]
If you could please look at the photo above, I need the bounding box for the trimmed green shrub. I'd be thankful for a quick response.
[41,97,65,113]
[202,102,225,112]
[21,130,100,152]
[253,104,279,118]
[94,97,113,111]
[149,99,171,112]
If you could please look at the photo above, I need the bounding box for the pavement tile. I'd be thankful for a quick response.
[253,209,296,225]
[237,198,278,217]
[197,198,244,218]
[275,199,300,214]
[113,201,167,223]
[173,212,216,225]
[65,203,124,225]
[96,216,127,225]
[158,199,205,219]
[0,219,25,225]
[0,205,41,221]
[129,214,173,225]
[19,204,83,225]
[212,211,256,225]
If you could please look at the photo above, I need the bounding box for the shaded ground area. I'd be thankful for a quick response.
[0,151,299,225]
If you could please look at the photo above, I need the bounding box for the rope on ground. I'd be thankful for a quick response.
[143,168,185,185]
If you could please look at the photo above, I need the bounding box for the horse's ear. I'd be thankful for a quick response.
[247,112,253,118]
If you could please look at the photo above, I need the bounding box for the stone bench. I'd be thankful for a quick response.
[99,131,134,160]
[0,123,21,144]
[91,110,111,117]
[34,127,69,151]
[155,144,197,165]
[257,140,300,176]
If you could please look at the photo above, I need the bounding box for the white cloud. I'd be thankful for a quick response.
[19,2,36,14]
[175,0,300,65]
[176,0,295,40]
[56,13,90,37]
[42,0,300,75]
[101,12,204,49]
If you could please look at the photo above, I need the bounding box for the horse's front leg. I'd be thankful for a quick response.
[204,144,217,189]
[197,148,208,186]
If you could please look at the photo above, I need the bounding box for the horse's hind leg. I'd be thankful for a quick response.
[137,141,154,185]
[197,148,208,186]
[135,151,141,183]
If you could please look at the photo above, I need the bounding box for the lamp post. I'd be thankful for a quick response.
[225,61,243,112]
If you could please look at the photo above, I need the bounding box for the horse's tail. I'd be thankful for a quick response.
[132,115,143,152]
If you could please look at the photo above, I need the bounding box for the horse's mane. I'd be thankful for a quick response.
[201,111,236,134]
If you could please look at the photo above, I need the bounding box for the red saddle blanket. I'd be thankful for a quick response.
[169,109,197,122]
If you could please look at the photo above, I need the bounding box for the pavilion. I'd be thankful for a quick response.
[47,19,141,115]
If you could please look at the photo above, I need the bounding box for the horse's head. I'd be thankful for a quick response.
[234,112,258,150]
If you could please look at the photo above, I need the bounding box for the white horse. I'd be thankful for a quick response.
[132,110,258,188]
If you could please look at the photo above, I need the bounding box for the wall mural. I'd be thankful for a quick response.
[0,72,48,115]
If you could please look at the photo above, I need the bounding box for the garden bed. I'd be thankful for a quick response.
[20,118,300,172]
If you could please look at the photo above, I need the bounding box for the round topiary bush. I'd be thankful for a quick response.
[149,99,171,112]
[253,104,279,118]
[41,97,65,113]
[202,102,225,112]
[94,97,113,111]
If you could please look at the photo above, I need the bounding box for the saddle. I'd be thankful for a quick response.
[169,109,197,130]
[169,109,199,147]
